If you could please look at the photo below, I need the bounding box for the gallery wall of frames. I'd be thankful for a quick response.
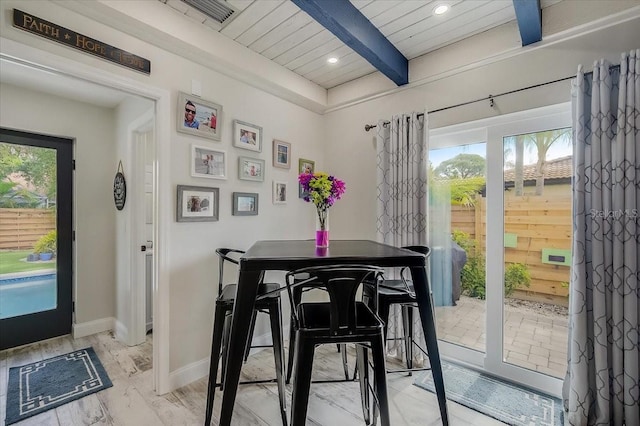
[177,91,314,220]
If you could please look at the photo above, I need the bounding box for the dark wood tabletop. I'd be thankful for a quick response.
[240,239,427,271]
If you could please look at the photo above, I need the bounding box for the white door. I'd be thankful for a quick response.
[430,103,571,397]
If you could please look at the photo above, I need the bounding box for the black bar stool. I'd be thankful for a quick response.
[204,248,287,426]
[285,265,390,426]
[367,245,432,375]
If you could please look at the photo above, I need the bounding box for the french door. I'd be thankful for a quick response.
[0,128,73,350]
[429,104,571,396]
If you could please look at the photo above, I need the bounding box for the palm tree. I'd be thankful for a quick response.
[504,129,571,196]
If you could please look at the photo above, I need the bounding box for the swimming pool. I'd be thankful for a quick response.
[0,273,57,319]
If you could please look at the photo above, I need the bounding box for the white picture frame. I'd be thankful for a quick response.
[273,180,287,204]
[191,144,227,180]
[233,120,262,152]
[177,92,222,141]
[273,139,291,169]
[238,156,265,182]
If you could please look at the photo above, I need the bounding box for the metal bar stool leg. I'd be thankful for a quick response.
[268,300,288,426]
[205,305,228,426]
[356,344,371,425]
[371,336,391,426]
[290,338,315,426]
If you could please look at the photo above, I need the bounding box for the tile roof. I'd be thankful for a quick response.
[503,155,572,183]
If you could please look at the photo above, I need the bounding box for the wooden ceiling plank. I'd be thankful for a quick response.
[236,1,300,46]
[365,1,430,28]
[220,0,284,40]
[380,0,468,40]
[296,45,356,77]
[400,3,514,58]
[248,11,313,54]
[260,20,325,60]
[320,62,376,88]
[303,50,362,81]
[272,30,335,66]
[287,38,344,70]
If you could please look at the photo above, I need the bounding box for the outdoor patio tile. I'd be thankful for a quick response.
[528,354,550,367]
[529,346,551,358]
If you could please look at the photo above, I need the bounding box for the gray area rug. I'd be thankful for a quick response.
[414,361,564,426]
[5,347,112,425]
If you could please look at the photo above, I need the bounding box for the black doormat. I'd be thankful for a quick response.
[5,347,113,425]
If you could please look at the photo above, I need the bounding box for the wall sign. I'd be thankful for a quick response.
[12,9,151,75]
[114,161,127,211]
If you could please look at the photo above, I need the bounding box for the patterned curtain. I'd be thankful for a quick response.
[376,112,428,362]
[564,50,639,425]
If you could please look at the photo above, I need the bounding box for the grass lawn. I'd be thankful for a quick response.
[0,250,56,275]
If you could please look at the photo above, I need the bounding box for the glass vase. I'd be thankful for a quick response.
[315,208,329,248]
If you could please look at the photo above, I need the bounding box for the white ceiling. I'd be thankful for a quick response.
[162,0,561,89]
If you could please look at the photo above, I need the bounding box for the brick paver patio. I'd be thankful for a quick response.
[435,295,569,378]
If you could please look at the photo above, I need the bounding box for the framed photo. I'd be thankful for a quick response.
[238,156,265,182]
[177,92,222,141]
[191,145,227,180]
[298,158,315,198]
[233,120,262,152]
[176,185,219,222]
[273,139,291,169]
[232,192,259,216]
[273,181,287,204]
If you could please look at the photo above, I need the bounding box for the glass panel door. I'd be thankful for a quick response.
[502,128,571,379]
[0,128,73,350]
[430,141,487,355]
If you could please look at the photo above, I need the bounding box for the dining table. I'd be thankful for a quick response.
[213,239,449,425]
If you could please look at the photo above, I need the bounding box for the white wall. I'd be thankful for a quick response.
[0,0,325,374]
[0,83,116,324]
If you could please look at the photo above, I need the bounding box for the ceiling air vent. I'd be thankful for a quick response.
[181,0,237,26]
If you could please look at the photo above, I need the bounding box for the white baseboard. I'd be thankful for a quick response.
[169,357,210,391]
[114,320,128,343]
[73,317,114,338]
[167,326,290,392]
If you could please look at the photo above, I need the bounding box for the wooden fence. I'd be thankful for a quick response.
[451,195,572,305]
[0,208,56,250]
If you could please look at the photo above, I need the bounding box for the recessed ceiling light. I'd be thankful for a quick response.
[327,57,339,64]
[433,4,450,15]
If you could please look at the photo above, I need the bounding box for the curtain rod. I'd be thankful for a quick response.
[364,64,621,132]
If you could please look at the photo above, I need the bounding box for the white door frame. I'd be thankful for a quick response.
[0,37,172,394]
[129,112,155,347]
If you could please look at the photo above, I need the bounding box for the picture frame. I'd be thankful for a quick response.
[191,145,227,180]
[238,156,265,182]
[298,158,315,198]
[233,120,262,152]
[273,181,287,204]
[177,92,222,141]
[273,139,291,169]
[176,185,219,222]
[232,192,259,216]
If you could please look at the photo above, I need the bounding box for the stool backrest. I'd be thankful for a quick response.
[285,265,383,335]
[215,248,245,296]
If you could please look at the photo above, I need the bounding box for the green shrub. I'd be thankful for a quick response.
[453,231,531,300]
[34,230,57,254]
[504,263,531,296]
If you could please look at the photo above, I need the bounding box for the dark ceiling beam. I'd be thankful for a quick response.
[513,0,542,46]
[291,0,408,86]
